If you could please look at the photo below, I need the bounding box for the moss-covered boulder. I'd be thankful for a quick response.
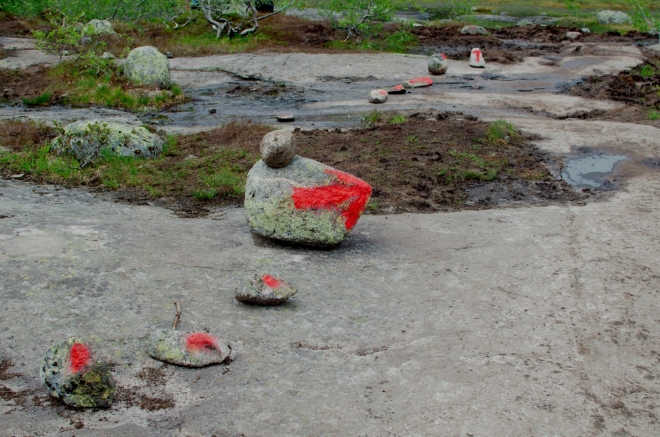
[597,10,632,24]
[41,338,115,408]
[52,120,164,165]
[83,19,116,36]
[236,274,298,305]
[147,330,231,368]
[124,46,171,89]
[244,156,372,246]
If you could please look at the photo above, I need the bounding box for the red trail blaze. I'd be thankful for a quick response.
[473,49,482,62]
[407,76,433,86]
[291,169,372,231]
[262,274,283,289]
[186,332,219,353]
[68,343,91,374]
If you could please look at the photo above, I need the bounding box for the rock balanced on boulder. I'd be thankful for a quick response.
[245,131,372,246]
[428,53,448,75]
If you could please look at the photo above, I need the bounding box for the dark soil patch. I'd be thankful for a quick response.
[114,366,175,412]
[0,65,59,104]
[0,12,49,37]
[0,359,21,380]
[137,367,168,386]
[566,57,660,126]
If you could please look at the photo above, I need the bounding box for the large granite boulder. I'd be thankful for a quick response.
[83,19,116,36]
[245,156,372,246]
[597,10,632,24]
[52,121,164,165]
[147,330,231,367]
[124,46,171,89]
[41,338,115,408]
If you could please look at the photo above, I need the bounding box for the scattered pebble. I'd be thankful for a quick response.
[41,338,115,408]
[165,51,174,58]
[469,48,486,68]
[260,130,296,168]
[147,329,231,368]
[209,108,217,114]
[581,28,591,34]
[236,274,298,305]
[277,114,295,122]
[368,89,389,104]
[566,31,581,40]
[100,51,115,60]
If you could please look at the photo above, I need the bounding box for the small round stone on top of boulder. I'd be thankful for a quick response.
[368,89,388,104]
[147,329,231,368]
[236,274,298,305]
[428,53,448,75]
[260,130,296,168]
[461,25,489,35]
[41,338,115,408]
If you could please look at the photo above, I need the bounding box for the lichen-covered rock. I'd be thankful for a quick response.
[461,25,488,35]
[83,20,115,36]
[124,46,171,89]
[147,330,231,367]
[245,156,372,246]
[597,10,632,25]
[402,76,433,89]
[469,48,486,68]
[581,28,591,34]
[428,53,448,75]
[236,274,298,305]
[52,121,164,165]
[41,338,115,408]
[260,130,296,168]
[368,89,388,104]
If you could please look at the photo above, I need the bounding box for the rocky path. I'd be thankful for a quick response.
[1,36,660,436]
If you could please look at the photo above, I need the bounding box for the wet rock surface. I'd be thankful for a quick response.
[41,338,115,408]
[244,156,372,246]
[147,329,231,368]
[236,274,298,305]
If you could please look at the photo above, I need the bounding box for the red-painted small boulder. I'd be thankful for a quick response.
[147,330,231,368]
[245,156,372,246]
[41,338,115,408]
[470,48,486,68]
[403,76,433,89]
[236,274,298,305]
[368,89,388,104]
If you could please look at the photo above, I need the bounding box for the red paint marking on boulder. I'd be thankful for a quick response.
[68,343,91,374]
[379,90,387,96]
[292,169,372,230]
[407,76,433,86]
[392,84,404,91]
[186,332,219,352]
[473,49,482,62]
[441,53,447,60]
[262,274,283,289]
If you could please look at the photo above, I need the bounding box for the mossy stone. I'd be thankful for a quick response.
[124,46,171,89]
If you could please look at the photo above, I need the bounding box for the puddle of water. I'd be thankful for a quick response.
[561,153,627,189]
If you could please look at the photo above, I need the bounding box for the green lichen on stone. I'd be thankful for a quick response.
[41,338,115,409]
[83,19,116,36]
[244,157,352,246]
[52,120,164,165]
[124,46,171,89]
[147,329,230,368]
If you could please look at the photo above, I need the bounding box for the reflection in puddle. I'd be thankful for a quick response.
[561,153,627,188]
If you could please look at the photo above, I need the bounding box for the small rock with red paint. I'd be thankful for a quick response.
[236,274,298,305]
[428,53,448,75]
[260,130,296,168]
[245,155,372,246]
[41,338,115,408]
[403,76,433,89]
[368,89,388,104]
[469,48,486,68]
[385,84,407,94]
[147,330,231,368]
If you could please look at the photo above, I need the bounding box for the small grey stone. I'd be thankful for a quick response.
[461,25,489,35]
[236,274,298,305]
[581,28,591,34]
[277,114,295,122]
[368,89,388,104]
[260,130,296,168]
[566,31,581,40]
[41,338,115,408]
[147,329,231,368]
[166,51,174,58]
[209,108,217,114]
[516,20,533,27]
[100,51,115,60]
[124,46,171,89]
[428,53,448,75]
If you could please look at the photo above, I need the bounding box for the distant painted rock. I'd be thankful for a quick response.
[148,330,231,368]
[385,84,406,94]
[245,156,372,246]
[597,10,632,25]
[403,76,433,88]
[566,31,581,40]
[461,25,489,35]
[41,338,115,408]
[469,48,486,68]
[516,19,533,26]
[368,89,388,104]
[261,130,296,168]
[124,46,171,89]
[52,120,164,164]
[581,28,591,34]
[236,274,298,305]
[83,19,116,36]
[277,114,295,122]
[428,53,448,75]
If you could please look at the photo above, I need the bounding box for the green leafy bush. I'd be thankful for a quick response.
[320,0,410,41]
